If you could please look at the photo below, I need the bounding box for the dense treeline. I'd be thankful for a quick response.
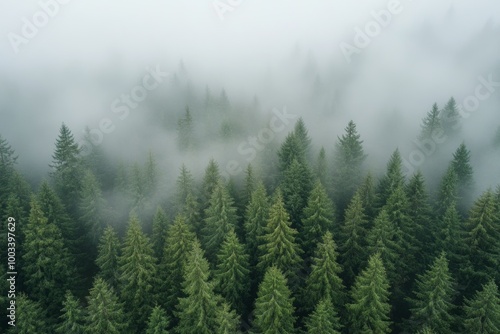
[1,101,500,333]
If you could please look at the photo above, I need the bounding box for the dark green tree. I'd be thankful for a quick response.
[216,302,241,334]
[347,253,392,334]
[377,148,405,209]
[95,225,121,288]
[253,266,296,334]
[144,150,158,199]
[241,164,256,208]
[314,147,328,187]
[441,97,460,133]
[451,143,474,213]
[56,291,86,334]
[145,305,170,334]
[201,159,221,212]
[305,298,341,334]
[278,132,305,174]
[419,103,443,140]
[244,181,269,268]
[463,280,500,334]
[294,117,312,159]
[175,164,195,213]
[281,158,313,228]
[79,169,107,245]
[436,165,458,216]
[0,134,18,211]
[151,206,169,260]
[86,278,128,334]
[11,294,49,334]
[408,252,456,334]
[331,120,366,213]
[357,172,377,221]
[182,191,202,236]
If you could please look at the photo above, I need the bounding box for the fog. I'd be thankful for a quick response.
[1,0,500,201]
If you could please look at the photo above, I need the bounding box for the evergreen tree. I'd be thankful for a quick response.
[294,117,312,159]
[151,206,169,260]
[419,103,443,140]
[95,225,121,288]
[216,302,241,334]
[201,159,221,211]
[86,278,128,334]
[462,190,500,292]
[331,120,366,213]
[314,147,328,187]
[278,132,305,174]
[253,266,296,334]
[244,181,269,268]
[377,148,405,209]
[339,191,368,284]
[347,253,392,334]
[118,214,157,331]
[175,240,219,334]
[81,126,113,189]
[175,164,195,212]
[441,97,460,133]
[214,229,250,314]
[145,305,170,334]
[11,294,49,334]
[159,214,196,316]
[177,106,194,151]
[0,134,18,211]
[357,172,377,221]
[408,252,456,334]
[451,143,474,212]
[202,181,238,261]
[436,202,464,278]
[50,123,83,216]
[281,158,313,227]
[182,191,202,235]
[301,180,335,256]
[22,198,76,315]
[79,169,107,245]
[305,298,341,334]
[258,190,302,284]
[436,165,458,216]
[56,291,86,334]
[305,231,345,312]
[463,280,500,334]
[144,150,158,198]
[241,164,256,209]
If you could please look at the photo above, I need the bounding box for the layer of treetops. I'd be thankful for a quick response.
[1,98,500,333]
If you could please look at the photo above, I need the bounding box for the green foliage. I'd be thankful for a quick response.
[278,132,306,173]
[253,266,296,334]
[357,172,377,221]
[408,252,456,334]
[201,159,221,211]
[175,164,195,212]
[11,294,49,334]
[241,164,256,208]
[0,134,18,211]
[294,117,312,159]
[244,181,269,267]
[86,278,129,334]
[305,298,341,334]
[463,280,500,334]
[377,148,405,209]
[145,305,170,334]
[56,291,86,334]
[216,302,241,334]
[451,143,474,212]
[419,103,443,140]
[281,158,313,227]
[96,225,121,288]
[79,169,107,244]
[177,106,194,151]
[151,206,169,259]
[314,147,328,187]
[347,253,392,334]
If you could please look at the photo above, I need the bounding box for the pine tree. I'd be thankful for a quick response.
[177,106,194,151]
[314,147,328,187]
[11,294,49,334]
[463,280,500,334]
[408,252,456,334]
[202,181,238,261]
[214,228,250,314]
[151,206,169,260]
[86,278,128,334]
[216,302,241,334]
[175,164,195,212]
[258,190,302,284]
[436,202,463,278]
[305,298,341,334]
[241,164,256,209]
[441,97,460,133]
[305,231,345,313]
[175,239,219,334]
[50,123,83,216]
[281,158,313,227]
[339,191,368,284]
[294,117,312,159]
[201,159,221,211]
[79,169,107,245]
[145,305,170,334]
[451,143,474,213]
[253,266,296,334]
[419,103,443,140]
[118,214,157,331]
[462,190,500,292]
[159,214,196,316]
[95,225,121,288]
[278,132,305,174]
[183,191,202,235]
[377,148,405,209]
[347,253,392,334]
[357,172,377,221]
[56,291,86,334]
[0,134,18,212]
[436,165,458,216]
[331,120,367,213]
[22,198,76,315]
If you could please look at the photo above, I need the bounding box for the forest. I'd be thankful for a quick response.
[1,90,500,333]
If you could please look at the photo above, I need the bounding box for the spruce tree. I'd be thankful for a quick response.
[441,97,460,133]
[451,143,474,213]
[347,253,392,334]
[281,158,313,228]
[331,120,366,213]
[175,239,219,334]
[214,228,250,314]
[463,280,500,334]
[377,148,405,209]
[86,278,129,334]
[305,298,341,334]
[11,294,49,334]
[294,117,312,159]
[118,214,157,331]
[201,159,221,211]
[79,169,107,245]
[339,191,368,284]
[278,132,305,174]
[159,214,196,316]
[419,103,443,140]
[95,225,121,288]
[56,291,86,334]
[202,181,238,261]
[145,305,170,334]
[151,206,169,260]
[241,164,256,208]
[244,181,269,268]
[301,180,335,256]
[144,150,158,198]
[314,147,328,187]
[0,134,18,212]
[182,191,202,236]
[357,172,377,221]
[408,252,456,334]
[436,202,464,278]
[258,189,302,285]
[175,164,195,212]
[305,231,345,313]
[253,266,296,334]
[436,165,458,216]
[216,302,241,334]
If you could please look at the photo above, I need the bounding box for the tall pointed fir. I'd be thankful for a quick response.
[331,120,366,213]
[79,169,107,246]
[175,164,195,213]
[118,214,157,332]
[95,225,121,289]
[301,180,335,256]
[436,165,458,216]
[253,266,296,334]
[339,191,368,285]
[151,206,169,260]
[294,117,312,160]
[451,143,474,213]
[314,147,328,187]
[241,164,256,209]
[436,202,464,279]
[463,280,500,334]
[408,252,456,334]
[304,231,345,314]
[56,291,86,334]
[419,103,443,141]
[347,253,392,334]
[11,294,49,334]
[22,198,76,316]
[441,97,460,134]
[86,277,128,334]
[258,189,303,287]
[50,123,83,216]
[214,228,250,314]
[377,148,405,209]
[305,298,341,334]
[200,159,221,212]
[145,305,170,334]
[278,132,306,174]
[143,150,158,200]
[177,106,194,151]
[357,172,377,221]
[0,134,18,212]
[175,239,220,334]
[202,180,238,262]
[281,158,313,228]
[159,214,196,317]
[217,301,241,334]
